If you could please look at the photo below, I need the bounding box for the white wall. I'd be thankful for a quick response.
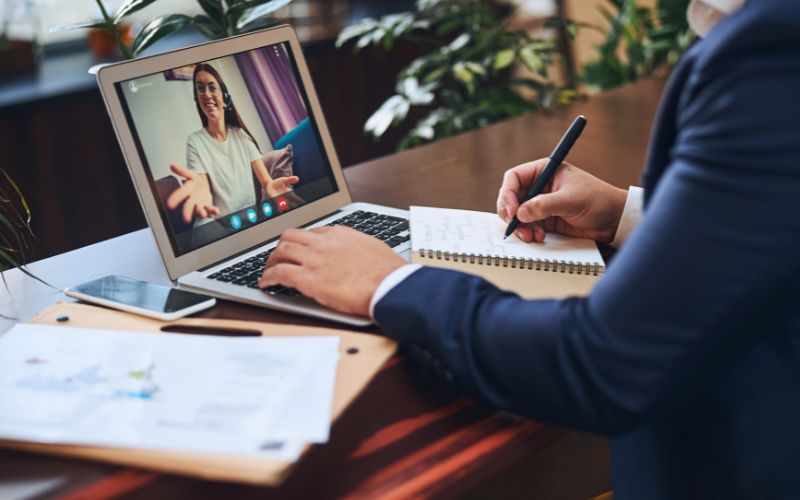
[122,55,272,181]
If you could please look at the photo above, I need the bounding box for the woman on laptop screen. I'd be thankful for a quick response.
[166,63,300,224]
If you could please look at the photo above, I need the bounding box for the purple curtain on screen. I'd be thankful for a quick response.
[235,48,307,142]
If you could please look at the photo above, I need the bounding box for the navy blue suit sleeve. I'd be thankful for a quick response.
[374,45,800,435]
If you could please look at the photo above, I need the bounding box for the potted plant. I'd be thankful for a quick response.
[52,0,295,60]
[580,0,693,90]
[0,166,48,288]
[336,0,576,150]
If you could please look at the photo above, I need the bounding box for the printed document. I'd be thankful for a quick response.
[0,324,339,458]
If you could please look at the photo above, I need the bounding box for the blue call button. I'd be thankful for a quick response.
[246,208,258,223]
[262,202,274,218]
[230,214,242,230]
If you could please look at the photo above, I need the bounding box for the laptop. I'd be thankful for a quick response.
[96,26,410,326]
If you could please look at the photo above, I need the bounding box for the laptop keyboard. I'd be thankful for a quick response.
[206,210,409,297]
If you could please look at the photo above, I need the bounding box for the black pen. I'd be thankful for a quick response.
[504,115,587,239]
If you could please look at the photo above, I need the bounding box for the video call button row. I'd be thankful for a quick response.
[229,197,289,230]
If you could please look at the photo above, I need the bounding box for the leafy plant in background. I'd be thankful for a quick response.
[53,0,294,59]
[191,0,293,40]
[580,0,693,90]
[337,0,576,150]
[0,167,47,287]
[53,0,188,59]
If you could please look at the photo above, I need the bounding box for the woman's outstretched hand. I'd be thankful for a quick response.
[166,164,221,223]
[496,160,628,243]
[265,176,300,199]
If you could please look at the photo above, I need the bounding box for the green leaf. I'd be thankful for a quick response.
[452,62,473,85]
[412,19,431,31]
[114,0,159,23]
[49,21,107,33]
[436,17,465,36]
[464,61,486,76]
[422,67,446,84]
[493,49,515,71]
[356,28,385,50]
[391,15,413,37]
[417,0,442,11]
[519,46,544,75]
[382,32,396,51]
[227,0,265,29]
[447,33,470,52]
[236,0,293,32]
[193,14,225,40]
[0,248,21,273]
[0,213,26,265]
[364,95,410,139]
[399,78,435,104]
[132,14,192,57]
[197,0,223,21]
[0,250,54,288]
[557,88,581,104]
[336,19,378,48]
[0,167,30,222]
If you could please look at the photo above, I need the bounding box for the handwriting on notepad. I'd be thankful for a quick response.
[410,206,605,265]
[416,208,513,256]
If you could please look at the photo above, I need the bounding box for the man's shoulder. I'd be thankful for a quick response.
[697,0,800,71]
[676,0,800,120]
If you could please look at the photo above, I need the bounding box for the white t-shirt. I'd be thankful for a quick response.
[186,126,262,217]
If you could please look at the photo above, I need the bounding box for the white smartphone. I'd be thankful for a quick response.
[65,275,216,321]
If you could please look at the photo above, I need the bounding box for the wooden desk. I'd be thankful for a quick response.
[0,77,665,499]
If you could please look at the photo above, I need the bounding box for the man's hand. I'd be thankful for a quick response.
[496,160,628,243]
[260,226,405,317]
[166,165,221,223]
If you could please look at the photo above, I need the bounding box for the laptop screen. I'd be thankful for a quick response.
[115,41,339,257]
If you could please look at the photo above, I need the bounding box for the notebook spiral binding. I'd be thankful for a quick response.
[418,249,603,276]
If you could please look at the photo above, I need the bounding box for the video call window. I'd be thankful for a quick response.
[116,42,339,256]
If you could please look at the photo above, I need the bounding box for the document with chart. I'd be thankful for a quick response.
[0,324,339,458]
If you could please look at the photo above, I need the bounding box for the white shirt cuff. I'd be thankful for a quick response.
[611,186,644,248]
[369,264,424,319]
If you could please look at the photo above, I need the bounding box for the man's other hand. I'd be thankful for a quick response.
[497,160,628,243]
[260,226,405,317]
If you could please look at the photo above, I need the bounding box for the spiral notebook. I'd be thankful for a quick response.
[410,206,605,298]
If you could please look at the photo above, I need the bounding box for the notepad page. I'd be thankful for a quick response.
[410,206,604,266]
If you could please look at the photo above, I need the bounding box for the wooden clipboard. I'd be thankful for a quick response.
[0,302,397,486]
